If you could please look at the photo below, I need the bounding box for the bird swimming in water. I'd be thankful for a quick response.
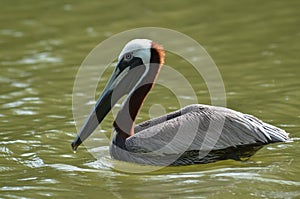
[71,39,290,166]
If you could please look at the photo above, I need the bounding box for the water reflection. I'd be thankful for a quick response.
[1,0,300,198]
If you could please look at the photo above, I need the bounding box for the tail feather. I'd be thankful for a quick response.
[244,114,290,142]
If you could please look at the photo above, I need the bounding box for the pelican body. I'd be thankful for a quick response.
[71,39,290,166]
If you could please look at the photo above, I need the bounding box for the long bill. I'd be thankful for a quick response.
[71,55,148,152]
[71,70,119,152]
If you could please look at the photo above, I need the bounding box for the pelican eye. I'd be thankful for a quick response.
[124,52,133,61]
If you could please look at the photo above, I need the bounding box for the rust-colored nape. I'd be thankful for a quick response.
[151,42,165,66]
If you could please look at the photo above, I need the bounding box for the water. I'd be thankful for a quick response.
[1,1,300,198]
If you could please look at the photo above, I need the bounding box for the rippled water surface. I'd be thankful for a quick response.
[1,1,300,198]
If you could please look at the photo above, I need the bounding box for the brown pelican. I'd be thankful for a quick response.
[71,39,290,166]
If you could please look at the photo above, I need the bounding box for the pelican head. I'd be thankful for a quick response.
[71,39,165,151]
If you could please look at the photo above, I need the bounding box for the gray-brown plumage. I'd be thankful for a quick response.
[72,39,290,166]
[110,104,289,165]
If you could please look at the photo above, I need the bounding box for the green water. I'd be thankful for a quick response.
[1,1,299,198]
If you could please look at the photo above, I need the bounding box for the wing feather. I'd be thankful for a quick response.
[126,104,289,156]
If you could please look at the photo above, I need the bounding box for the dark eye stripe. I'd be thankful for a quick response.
[117,57,129,71]
[116,57,145,74]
